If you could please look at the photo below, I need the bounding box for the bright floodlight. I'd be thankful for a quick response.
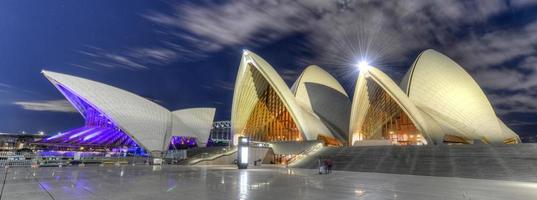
[357,60,370,71]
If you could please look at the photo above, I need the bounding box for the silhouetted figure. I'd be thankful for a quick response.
[322,160,329,174]
[327,159,333,174]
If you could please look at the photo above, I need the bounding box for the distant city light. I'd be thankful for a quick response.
[38,131,45,135]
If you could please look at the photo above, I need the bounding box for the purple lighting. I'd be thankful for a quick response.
[169,136,197,149]
[42,84,138,148]
[69,127,97,139]
[83,129,105,141]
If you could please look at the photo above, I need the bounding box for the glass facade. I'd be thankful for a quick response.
[241,85,302,142]
[359,80,425,145]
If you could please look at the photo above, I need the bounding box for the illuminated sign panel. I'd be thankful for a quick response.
[240,147,248,164]
[237,137,249,169]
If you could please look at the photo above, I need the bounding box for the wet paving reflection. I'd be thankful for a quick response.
[1,165,537,200]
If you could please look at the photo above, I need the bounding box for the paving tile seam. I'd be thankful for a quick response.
[0,168,8,200]
[31,175,56,200]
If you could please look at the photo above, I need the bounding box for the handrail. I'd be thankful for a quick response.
[0,154,149,167]
[286,143,323,165]
[184,147,237,165]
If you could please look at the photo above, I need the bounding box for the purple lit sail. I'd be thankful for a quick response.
[42,84,138,148]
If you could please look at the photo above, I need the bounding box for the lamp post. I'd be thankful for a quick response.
[237,137,249,169]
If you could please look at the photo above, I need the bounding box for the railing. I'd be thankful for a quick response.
[0,152,149,168]
[0,159,33,167]
[286,143,324,166]
[180,147,237,165]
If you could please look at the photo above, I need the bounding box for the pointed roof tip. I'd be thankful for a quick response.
[41,70,60,78]
[301,65,335,76]
[421,48,440,55]
[40,70,57,78]
[242,49,250,56]
[304,64,322,70]
[416,49,454,62]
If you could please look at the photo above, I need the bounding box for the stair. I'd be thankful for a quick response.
[293,144,537,182]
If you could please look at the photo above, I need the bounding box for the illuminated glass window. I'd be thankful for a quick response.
[241,84,301,142]
[360,80,425,145]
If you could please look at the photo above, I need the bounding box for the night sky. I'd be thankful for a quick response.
[1,1,536,138]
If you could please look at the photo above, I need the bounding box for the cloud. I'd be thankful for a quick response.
[72,1,537,116]
[449,21,537,70]
[473,69,526,91]
[511,0,537,7]
[279,69,300,82]
[520,56,537,70]
[143,1,518,64]
[214,80,235,91]
[68,63,99,71]
[13,100,77,113]
[143,0,537,116]
[103,54,148,70]
[76,45,186,71]
[0,82,38,97]
[0,82,13,89]
[489,93,537,114]
[508,120,537,126]
[0,83,12,93]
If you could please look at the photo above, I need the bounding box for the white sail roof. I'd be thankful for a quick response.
[42,70,216,152]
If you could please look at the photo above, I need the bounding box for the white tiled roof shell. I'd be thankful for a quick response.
[231,51,334,141]
[43,70,172,152]
[291,65,349,110]
[401,49,518,143]
[171,108,216,147]
[291,65,351,142]
[350,67,434,145]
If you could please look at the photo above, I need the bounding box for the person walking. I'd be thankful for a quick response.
[318,156,324,174]
[322,159,329,174]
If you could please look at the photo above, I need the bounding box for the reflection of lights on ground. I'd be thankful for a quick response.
[286,169,295,175]
[355,189,365,196]
[239,171,248,200]
[250,182,270,189]
[166,185,176,192]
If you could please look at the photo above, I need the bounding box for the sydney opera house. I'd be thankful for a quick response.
[231,50,350,146]
[39,70,216,157]
[38,48,520,159]
[231,49,520,147]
